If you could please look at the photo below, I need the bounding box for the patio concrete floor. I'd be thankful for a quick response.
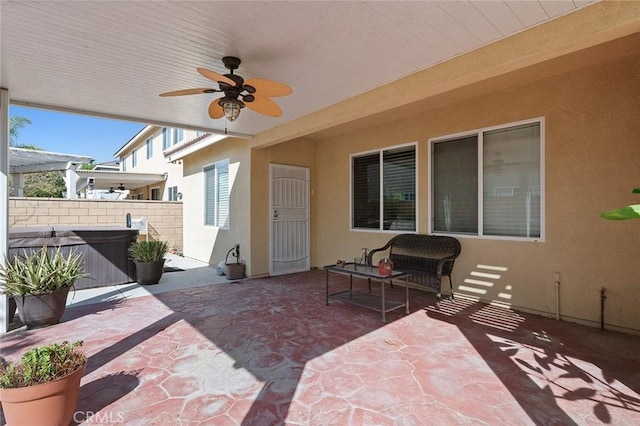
[1,266,640,425]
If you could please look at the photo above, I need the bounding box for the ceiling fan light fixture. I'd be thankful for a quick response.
[160,56,292,122]
[221,99,243,122]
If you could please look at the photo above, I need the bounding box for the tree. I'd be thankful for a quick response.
[8,115,66,198]
[9,116,32,146]
[23,172,66,198]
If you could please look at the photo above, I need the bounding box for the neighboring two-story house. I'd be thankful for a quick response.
[114,125,205,200]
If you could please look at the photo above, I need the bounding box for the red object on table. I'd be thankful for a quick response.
[377,258,394,276]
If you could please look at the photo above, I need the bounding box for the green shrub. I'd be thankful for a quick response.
[0,341,86,388]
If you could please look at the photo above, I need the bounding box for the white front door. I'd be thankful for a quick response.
[269,164,310,276]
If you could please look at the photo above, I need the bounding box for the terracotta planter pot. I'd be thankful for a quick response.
[0,362,86,426]
[134,260,164,285]
[13,287,71,329]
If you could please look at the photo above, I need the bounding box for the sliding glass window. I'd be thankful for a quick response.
[431,120,542,239]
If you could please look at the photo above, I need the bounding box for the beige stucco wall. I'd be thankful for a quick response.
[179,3,640,333]
[8,198,183,249]
[309,52,640,333]
[181,137,252,271]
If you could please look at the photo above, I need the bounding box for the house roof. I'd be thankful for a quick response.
[76,170,166,191]
[113,125,158,158]
[164,133,228,162]
[1,0,601,143]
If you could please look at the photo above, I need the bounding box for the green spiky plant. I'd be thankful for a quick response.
[128,240,169,263]
[0,246,88,296]
[0,341,86,389]
[601,188,640,220]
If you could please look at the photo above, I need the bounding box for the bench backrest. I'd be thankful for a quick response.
[387,234,461,275]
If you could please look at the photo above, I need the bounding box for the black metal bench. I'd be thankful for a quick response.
[367,234,461,307]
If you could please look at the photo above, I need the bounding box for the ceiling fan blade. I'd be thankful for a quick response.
[197,67,236,86]
[245,78,292,97]
[208,100,224,119]
[245,96,283,117]
[159,88,219,97]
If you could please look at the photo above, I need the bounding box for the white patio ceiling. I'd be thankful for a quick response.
[0,0,597,139]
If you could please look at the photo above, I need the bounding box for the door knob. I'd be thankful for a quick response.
[273,209,278,219]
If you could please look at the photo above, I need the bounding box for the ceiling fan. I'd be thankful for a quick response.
[159,56,292,122]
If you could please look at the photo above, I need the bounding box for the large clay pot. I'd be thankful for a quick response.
[13,287,71,329]
[134,260,164,285]
[225,263,245,280]
[0,362,86,426]
[8,296,17,324]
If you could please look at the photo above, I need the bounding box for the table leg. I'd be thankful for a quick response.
[350,274,353,299]
[405,276,410,314]
[325,269,329,305]
[381,278,386,323]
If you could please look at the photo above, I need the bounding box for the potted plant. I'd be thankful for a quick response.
[0,340,87,426]
[225,244,245,280]
[0,246,88,329]
[129,239,169,285]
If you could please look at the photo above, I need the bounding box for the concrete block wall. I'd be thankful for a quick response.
[8,198,183,251]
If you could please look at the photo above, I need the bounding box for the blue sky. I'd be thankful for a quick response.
[10,105,145,164]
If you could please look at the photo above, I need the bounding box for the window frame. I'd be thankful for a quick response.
[428,117,545,242]
[150,187,161,201]
[350,142,418,233]
[162,128,170,151]
[168,186,179,201]
[174,128,184,145]
[131,148,137,168]
[146,138,153,159]
[203,159,230,229]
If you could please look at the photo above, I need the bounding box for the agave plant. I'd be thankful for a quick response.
[128,240,169,263]
[601,188,640,220]
[0,246,88,296]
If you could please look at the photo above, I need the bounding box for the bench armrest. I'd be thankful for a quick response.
[436,256,456,277]
[367,242,394,265]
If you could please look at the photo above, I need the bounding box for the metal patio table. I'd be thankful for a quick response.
[324,263,411,323]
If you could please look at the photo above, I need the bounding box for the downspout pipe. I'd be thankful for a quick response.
[600,287,607,332]
[555,281,560,320]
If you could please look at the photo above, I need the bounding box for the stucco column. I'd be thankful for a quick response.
[64,162,78,199]
[1,88,10,333]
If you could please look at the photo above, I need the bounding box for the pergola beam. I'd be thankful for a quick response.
[10,160,83,174]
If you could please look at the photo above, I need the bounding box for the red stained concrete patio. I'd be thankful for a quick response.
[1,269,640,425]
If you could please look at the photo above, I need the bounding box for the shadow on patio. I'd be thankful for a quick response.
[1,269,639,424]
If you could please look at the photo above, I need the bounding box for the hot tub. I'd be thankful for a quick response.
[8,226,139,290]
